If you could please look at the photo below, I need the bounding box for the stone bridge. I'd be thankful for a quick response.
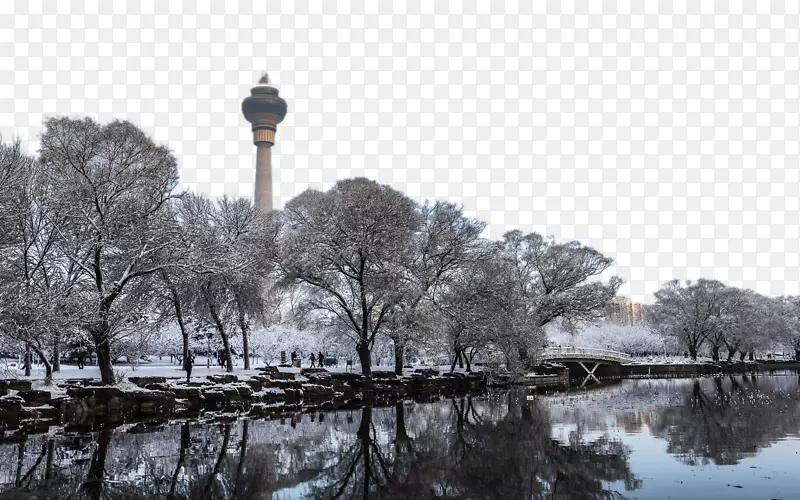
[540,347,633,387]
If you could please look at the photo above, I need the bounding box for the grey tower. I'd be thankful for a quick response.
[241,74,288,211]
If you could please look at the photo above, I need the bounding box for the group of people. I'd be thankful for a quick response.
[289,351,326,368]
[180,349,328,384]
[309,351,325,368]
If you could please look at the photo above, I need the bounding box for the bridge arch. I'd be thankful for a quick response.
[540,347,633,387]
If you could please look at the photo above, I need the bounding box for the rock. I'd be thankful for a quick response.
[372,371,397,379]
[144,383,171,392]
[0,396,23,419]
[260,366,279,374]
[270,371,296,381]
[66,386,88,398]
[202,390,226,410]
[413,368,440,377]
[19,390,52,407]
[0,380,32,392]
[133,392,175,415]
[88,387,125,404]
[207,374,239,384]
[128,376,167,387]
[300,368,328,375]
[301,384,335,400]
[245,379,265,392]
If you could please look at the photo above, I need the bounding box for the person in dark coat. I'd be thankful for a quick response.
[309,353,316,368]
[318,352,324,368]
[184,350,195,383]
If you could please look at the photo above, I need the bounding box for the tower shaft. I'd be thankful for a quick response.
[254,143,273,210]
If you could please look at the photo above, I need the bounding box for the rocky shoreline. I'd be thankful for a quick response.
[1,360,797,432]
[0,367,504,431]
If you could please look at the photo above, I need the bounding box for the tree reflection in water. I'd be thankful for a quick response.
[2,375,796,499]
[306,393,639,499]
[650,374,800,466]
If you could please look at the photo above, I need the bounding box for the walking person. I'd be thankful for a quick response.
[184,350,195,384]
[309,353,316,368]
[318,352,324,368]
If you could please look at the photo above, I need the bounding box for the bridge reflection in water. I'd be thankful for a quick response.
[540,347,633,387]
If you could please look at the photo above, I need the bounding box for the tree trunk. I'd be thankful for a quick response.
[220,332,234,373]
[52,334,61,372]
[30,344,53,380]
[205,294,234,373]
[739,351,747,361]
[95,338,115,385]
[168,422,190,499]
[711,345,720,362]
[726,350,735,362]
[232,420,249,499]
[794,348,800,361]
[393,340,404,376]
[748,351,754,361]
[457,350,464,369]
[176,304,189,371]
[45,439,55,480]
[358,406,372,498]
[689,345,698,361]
[518,347,529,370]
[241,330,250,370]
[465,350,472,373]
[15,442,24,486]
[83,429,112,500]
[395,402,409,444]
[165,271,190,369]
[356,341,373,386]
[450,354,458,374]
[24,345,31,377]
[235,293,251,370]
[204,424,231,496]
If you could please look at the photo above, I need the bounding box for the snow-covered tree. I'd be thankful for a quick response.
[386,201,486,374]
[499,230,622,366]
[775,296,800,361]
[433,248,519,372]
[279,178,420,383]
[549,323,671,356]
[0,138,85,377]
[39,117,186,384]
[648,279,730,360]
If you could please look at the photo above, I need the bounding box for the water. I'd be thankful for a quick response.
[0,373,798,499]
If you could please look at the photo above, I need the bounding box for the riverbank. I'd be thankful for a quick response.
[0,366,498,430]
[622,359,800,379]
[1,360,797,430]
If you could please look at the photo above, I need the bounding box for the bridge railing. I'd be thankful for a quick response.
[540,346,633,363]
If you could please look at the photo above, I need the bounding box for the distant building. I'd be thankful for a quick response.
[605,296,646,326]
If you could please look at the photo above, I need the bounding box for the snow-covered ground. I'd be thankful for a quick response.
[624,354,713,365]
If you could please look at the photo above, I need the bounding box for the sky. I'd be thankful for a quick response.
[1,1,799,303]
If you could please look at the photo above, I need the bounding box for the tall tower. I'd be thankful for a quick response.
[241,74,288,211]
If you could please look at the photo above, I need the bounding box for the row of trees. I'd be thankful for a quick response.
[648,279,800,361]
[0,117,622,385]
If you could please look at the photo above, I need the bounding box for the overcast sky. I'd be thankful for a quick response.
[2,1,799,302]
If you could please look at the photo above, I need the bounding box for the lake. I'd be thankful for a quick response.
[0,373,798,499]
